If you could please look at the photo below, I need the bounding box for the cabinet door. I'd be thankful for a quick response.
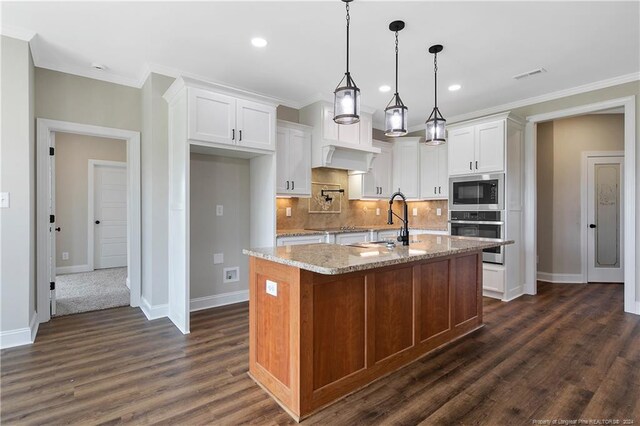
[437,144,449,198]
[375,144,393,198]
[188,88,236,144]
[475,121,505,173]
[276,128,290,195]
[420,145,440,199]
[448,126,475,176]
[236,99,275,151]
[335,232,370,245]
[288,129,311,197]
[393,141,419,198]
[338,121,360,145]
[322,106,339,142]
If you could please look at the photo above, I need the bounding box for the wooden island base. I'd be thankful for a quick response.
[248,251,483,422]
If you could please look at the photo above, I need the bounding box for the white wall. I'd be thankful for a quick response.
[189,153,250,303]
[54,132,126,270]
[0,36,36,347]
[537,114,624,275]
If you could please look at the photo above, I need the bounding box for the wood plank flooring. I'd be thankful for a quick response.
[2,282,639,425]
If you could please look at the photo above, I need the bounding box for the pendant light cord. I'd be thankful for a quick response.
[433,52,438,109]
[395,30,399,95]
[345,2,350,74]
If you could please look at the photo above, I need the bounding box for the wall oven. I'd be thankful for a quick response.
[449,174,504,211]
[449,210,504,264]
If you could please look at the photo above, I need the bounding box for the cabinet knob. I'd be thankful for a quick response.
[95,220,100,225]
[55,227,61,232]
[589,224,597,229]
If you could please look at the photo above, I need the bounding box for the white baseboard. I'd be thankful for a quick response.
[1,312,39,349]
[140,296,168,320]
[190,290,249,312]
[504,285,525,302]
[126,277,130,289]
[537,271,585,283]
[482,288,503,300]
[56,264,92,275]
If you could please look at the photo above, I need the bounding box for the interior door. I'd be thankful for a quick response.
[49,135,57,316]
[94,163,128,269]
[587,156,624,282]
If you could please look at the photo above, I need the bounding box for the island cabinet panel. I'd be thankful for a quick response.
[371,267,415,363]
[452,254,482,327]
[312,277,366,390]
[419,260,451,342]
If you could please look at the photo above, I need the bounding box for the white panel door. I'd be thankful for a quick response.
[276,128,290,195]
[420,145,440,199]
[236,99,275,150]
[475,121,505,173]
[587,157,624,283]
[288,129,311,196]
[448,126,475,176]
[94,164,127,269]
[188,88,236,145]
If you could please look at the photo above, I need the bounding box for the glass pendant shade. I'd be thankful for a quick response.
[384,94,408,136]
[425,107,446,145]
[334,72,361,124]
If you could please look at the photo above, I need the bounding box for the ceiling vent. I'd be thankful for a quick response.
[513,68,547,80]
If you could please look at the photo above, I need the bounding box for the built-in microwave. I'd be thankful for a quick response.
[449,174,504,211]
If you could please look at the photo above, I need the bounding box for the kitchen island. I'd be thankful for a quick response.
[243,235,513,421]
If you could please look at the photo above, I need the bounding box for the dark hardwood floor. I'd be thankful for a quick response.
[1,282,638,425]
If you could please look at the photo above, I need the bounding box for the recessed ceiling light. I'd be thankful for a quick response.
[448,84,461,91]
[379,85,391,93]
[251,37,267,48]
[91,62,106,71]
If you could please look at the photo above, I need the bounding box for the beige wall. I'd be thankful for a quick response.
[0,36,36,335]
[537,114,624,275]
[190,153,250,299]
[54,132,126,269]
[276,167,448,231]
[276,105,299,123]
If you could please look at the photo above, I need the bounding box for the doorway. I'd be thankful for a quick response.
[37,119,141,323]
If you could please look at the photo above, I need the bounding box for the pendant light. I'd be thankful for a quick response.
[425,44,446,145]
[333,0,360,125]
[384,20,408,137]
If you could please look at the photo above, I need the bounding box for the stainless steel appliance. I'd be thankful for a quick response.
[449,174,504,211]
[449,210,504,264]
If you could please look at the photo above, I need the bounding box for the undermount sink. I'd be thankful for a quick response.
[346,241,393,249]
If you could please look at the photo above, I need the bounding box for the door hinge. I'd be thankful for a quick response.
[50,281,55,290]
[49,147,55,156]
[50,214,55,223]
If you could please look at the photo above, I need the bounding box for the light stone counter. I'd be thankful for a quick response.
[276,226,449,238]
[244,235,513,275]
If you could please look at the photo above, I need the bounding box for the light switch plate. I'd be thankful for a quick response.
[436,208,442,216]
[412,207,418,216]
[376,208,380,216]
[266,280,278,297]
[216,205,223,216]
[286,207,291,217]
[213,253,224,264]
[0,192,9,208]
[62,252,69,261]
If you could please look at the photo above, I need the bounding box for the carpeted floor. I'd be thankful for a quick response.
[55,267,129,316]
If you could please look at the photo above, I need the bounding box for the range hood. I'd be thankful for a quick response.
[317,142,380,171]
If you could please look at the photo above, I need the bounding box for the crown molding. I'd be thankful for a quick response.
[406,72,640,132]
[0,26,36,42]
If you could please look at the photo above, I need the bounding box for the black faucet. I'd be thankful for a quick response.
[387,191,409,246]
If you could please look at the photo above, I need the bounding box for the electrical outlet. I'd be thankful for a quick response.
[62,252,69,261]
[286,207,291,217]
[213,253,224,264]
[376,208,380,216]
[0,192,9,208]
[216,205,223,216]
[223,267,239,283]
[266,280,278,297]
[412,207,418,216]
[436,208,442,216]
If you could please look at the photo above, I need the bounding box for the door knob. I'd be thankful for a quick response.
[95,220,101,224]
[589,224,596,228]
[55,227,61,232]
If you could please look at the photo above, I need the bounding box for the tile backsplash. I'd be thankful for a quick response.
[277,168,448,230]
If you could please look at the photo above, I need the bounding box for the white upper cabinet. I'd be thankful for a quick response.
[420,144,448,199]
[185,85,276,152]
[448,118,505,176]
[348,141,393,200]
[392,137,420,199]
[276,121,312,197]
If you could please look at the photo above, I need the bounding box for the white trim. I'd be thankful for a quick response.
[37,119,142,324]
[580,152,624,284]
[407,72,640,133]
[190,290,249,312]
[537,272,585,284]
[0,27,36,42]
[140,296,168,321]
[0,312,38,350]
[56,264,91,275]
[524,96,637,315]
[88,159,127,272]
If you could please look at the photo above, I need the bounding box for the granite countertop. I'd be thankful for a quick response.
[244,235,513,275]
[276,226,449,238]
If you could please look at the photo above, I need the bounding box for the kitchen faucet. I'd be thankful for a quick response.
[387,191,409,246]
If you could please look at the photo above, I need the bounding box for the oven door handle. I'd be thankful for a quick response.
[449,220,505,225]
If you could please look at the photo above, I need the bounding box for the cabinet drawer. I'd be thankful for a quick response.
[277,235,326,246]
[482,264,505,293]
[335,232,370,245]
